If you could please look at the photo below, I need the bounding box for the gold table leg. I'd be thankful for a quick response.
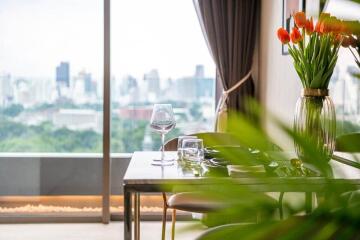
[134,193,140,240]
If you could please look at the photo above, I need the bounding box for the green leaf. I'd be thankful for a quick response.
[310,67,325,88]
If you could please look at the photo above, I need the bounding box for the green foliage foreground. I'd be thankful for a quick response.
[171,104,360,240]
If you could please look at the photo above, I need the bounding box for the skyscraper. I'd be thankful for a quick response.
[56,62,70,87]
[120,75,138,96]
[144,69,160,95]
[0,73,14,107]
[82,72,94,94]
[194,65,214,98]
[195,64,205,79]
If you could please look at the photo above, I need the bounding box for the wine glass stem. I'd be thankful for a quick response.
[161,133,165,161]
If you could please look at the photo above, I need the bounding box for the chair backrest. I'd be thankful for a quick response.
[336,133,360,152]
[163,132,239,151]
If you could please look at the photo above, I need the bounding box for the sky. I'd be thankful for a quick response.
[0,0,359,83]
[0,0,215,82]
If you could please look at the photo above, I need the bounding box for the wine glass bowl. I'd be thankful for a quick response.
[150,104,176,166]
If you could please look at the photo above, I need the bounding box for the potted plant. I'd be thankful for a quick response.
[277,12,349,162]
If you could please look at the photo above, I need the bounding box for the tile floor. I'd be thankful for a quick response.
[0,221,206,240]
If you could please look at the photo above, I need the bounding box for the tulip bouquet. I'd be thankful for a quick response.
[276,12,354,162]
[277,12,346,89]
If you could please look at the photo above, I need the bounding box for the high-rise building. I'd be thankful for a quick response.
[144,69,160,94]
[194,65,214,98]
[173,66,215,102]
[175,77,197,101]
[196,77,214,98]
[195,64,205,79]
[76,71,95,95]
[120,75,138,96]
[83,72,93,94]
[0,73,14,107]
[72,70,97,104]
[14,78,32,107]
[56,62,70,87]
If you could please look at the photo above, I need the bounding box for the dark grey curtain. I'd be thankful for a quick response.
[194,0,259,113]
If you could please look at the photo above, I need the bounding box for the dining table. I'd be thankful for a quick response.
[123,151,360,240]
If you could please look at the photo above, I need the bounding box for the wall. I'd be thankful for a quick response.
[260,0,303,148]
[0,155,130,195]
[260,0,302,122]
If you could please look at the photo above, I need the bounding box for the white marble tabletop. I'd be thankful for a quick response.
[123,151,360,187]
[123,151,200,184]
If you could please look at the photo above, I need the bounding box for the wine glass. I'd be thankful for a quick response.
[150,104,176,166]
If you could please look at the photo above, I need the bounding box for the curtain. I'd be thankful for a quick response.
[193,0,259,131]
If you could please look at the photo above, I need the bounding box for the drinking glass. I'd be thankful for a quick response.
[182,139,204,165]
[177,136,198,160]
[150,104,176,166]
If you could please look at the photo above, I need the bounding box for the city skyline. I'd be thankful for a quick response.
[0,62,215,109]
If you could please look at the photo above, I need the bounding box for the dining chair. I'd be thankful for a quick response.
[160,132,280,240]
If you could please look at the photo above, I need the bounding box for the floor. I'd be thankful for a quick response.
[0,221,206,240]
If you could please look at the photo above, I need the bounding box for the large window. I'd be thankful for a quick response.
[330,51,360,135]
[327,0,360,135]
[0,0,215,219]
[0,0,104,217]
[0,0,103,153]
[0,0,215,153]
[108,0,216,217]
[110,0,216,153]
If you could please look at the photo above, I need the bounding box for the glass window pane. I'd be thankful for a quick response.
[327,1,360,135]
[110,0,215,215]
[0,0,103,216]
[111,0,215,154]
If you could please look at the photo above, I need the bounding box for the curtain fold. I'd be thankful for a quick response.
[193,0,259,131]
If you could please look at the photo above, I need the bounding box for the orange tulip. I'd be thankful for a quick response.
[331,18,342,34]
[316,13,331,34]
[341,21,352,35]
[290,27,302,44]
[294,12,306,28]
[333,34,343,45]
[320,18,332,34]
[319,12,331,21]
[277,27,290,44]
[305,17,314,35]
[315,21,322,33]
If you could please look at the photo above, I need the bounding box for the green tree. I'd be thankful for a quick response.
[2,104,24,117]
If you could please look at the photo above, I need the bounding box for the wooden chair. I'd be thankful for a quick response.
[160,132,278,240]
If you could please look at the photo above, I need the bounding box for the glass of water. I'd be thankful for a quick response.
[182,139,204,165]
[177,136,198,160]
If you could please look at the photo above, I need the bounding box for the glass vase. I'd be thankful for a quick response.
[294,88,336,162]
